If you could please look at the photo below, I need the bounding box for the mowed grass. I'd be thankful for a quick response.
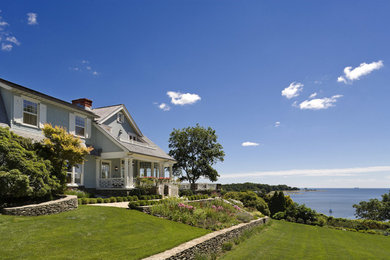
[0,206,209,260]
[221,220,390,260]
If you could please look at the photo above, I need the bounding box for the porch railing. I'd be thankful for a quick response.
[99,178,125,188]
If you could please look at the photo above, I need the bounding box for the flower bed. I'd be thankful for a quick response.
[149,198,255,230]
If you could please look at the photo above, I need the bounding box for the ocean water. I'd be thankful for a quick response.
[287,188,389,219]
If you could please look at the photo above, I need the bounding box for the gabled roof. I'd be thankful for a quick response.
[96,123,175,161]
[0,78,97,117]
[92,104,142,136]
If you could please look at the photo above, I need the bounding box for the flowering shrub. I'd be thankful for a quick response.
[150,198,253,230]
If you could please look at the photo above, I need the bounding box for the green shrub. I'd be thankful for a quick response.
[116,197,123,202]
[180,189,194,197]
[104,198,110,203]
[273,211,286,220]
[0,127,59,201]
[96,198,103,203]
[88,198,97,204]
[109,197,117,203]
[222,242,233,251]
[78,198,82,205]
[236,212,253,223]
[64,190,90,198]
[129,201,140,209]
[81,198,89,205]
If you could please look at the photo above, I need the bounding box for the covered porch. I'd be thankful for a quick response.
[95,152,174,190]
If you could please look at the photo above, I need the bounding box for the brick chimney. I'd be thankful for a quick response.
[72,98,93,110]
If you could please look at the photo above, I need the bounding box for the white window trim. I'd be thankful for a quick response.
[117,112,124,123]
[101,160,111,179]
[21,96,40,128]
[74,113,87,138]
[66,164,84,187]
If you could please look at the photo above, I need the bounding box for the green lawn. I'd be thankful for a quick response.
[0,206,209,260]
[221,220,390,260]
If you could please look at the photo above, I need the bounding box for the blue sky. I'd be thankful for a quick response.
[1,1,390,188]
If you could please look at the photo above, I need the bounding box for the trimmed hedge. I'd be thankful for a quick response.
[77,195,164,205]
[128,200,164,209]
[186,195,209,200]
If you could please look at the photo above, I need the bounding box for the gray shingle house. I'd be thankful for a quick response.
[0,78,176,195]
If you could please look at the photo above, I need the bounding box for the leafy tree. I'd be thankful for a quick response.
[268,191,287,216]
[168,124,225,184]
[224,191,270,215]
[353,191,390,221]
[0,127,57,201]
[38,124,93,193]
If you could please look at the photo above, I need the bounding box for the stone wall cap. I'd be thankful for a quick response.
[2,195,77,211]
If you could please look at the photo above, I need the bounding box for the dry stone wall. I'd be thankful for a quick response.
[2,195,78,216]
[144,217,270,260]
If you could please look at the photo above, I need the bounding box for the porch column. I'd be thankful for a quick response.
[169,165,173,179]
[95,158,101,188]
[129,158,134,187]
[151,162,154,178]
[159,164,164,178]
[124,157,129,188]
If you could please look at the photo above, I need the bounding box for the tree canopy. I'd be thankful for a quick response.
[168,124,225,184]
[353,191,390,221]
[39,124,93,192]
[0,127,58,201]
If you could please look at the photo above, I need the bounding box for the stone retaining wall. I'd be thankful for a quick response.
[145,216,270,260]
[2,195,78,216]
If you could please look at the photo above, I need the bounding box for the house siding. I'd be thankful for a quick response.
[88,124,123,153]
[0,88,93,141]
[83,155,97,188]
[104,113,138,142]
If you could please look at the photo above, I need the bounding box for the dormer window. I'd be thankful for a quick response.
[75,116,86,137]
[117,112,124,123]
[23,100,38,126]
[129,133,138,142]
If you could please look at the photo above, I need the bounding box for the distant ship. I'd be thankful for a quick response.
[329,209,333,214]
[354,187,359,189]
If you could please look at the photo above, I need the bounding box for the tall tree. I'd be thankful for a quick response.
[38,124,93,193]
[353,191,390,221]
[168,124,225,184]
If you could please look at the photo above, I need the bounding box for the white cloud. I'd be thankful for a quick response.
[6,36,20,46]
[158,103,171,111]
[338,60,384,84]
[281,82,303,99]
[1,43,12,51]
[0,11,19,52]
[309,92,317,99]
[274,121,280,128]
[242,142,260,147]
[71,60,99,76]
[222,166,390,178]
[299,95,342,110]
[167,91,201,105]
[27,13,38,25]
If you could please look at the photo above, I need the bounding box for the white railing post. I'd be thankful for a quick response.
[95,158,101,188]
[129,158,134,188]
[124,157,129,188]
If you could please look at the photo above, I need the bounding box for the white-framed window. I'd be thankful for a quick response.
[117,112,124,123]
[75,116,86,137]
[66,163,84,186]
[129,133,138,142]
[101,161,111,179]
[23,99,38,126]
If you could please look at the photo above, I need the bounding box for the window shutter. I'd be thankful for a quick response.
[39,104,47,128]
[69,113,75,134]
[86,118,92,138]
[13,95,23,123]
